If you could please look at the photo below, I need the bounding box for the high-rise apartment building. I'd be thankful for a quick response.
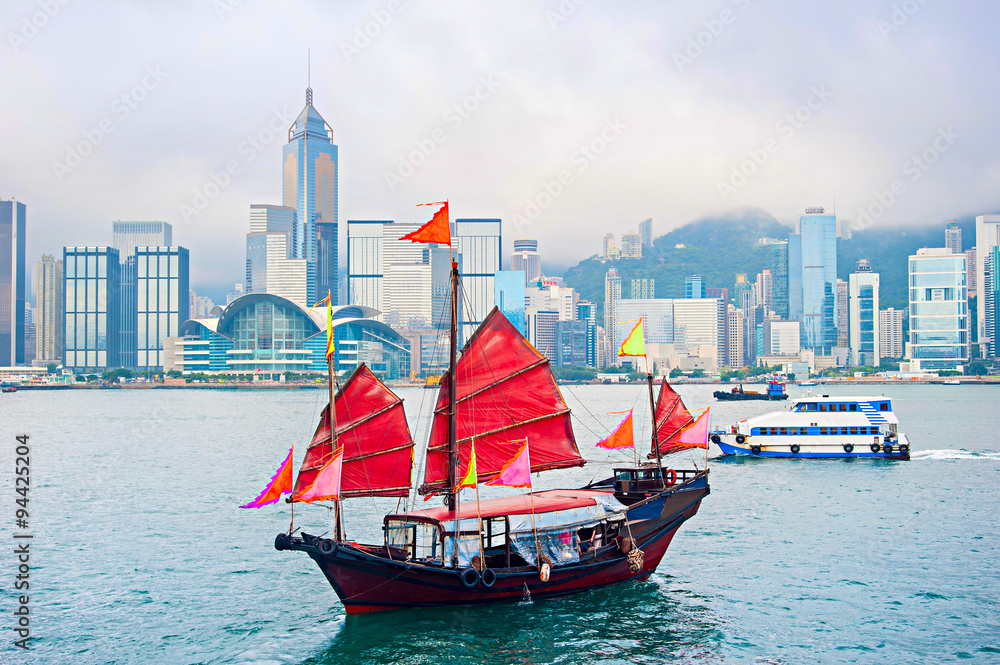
[789,208,838,351]
[246,204,308,306]
[64,247,121,371]
[638,218,652,249]
[908,247,968,370]
[620,231,642,259]
[945,220,962,254]
[753,271,773,311]
[454,218,501,340]
[966,248,978,297]
[604,268,621,341]
[849,260,879,366]
[346,220,390,317]
[1,200,26,366]
[836,279,849,349]
[22,303,35,365]
[511,239,542,283]
[631,278,655,299]
[112,221,172,259]
[316,220,338,303]
[879,308,904,360]
[526,283,577,322]
[602,233,617,260]
[576,300,598,368]
[975,215,1000,356]
[35,255,63,364]
[984,247,1000,358]
[684,275,705,299]
[726,304,743,368]
[282,86,338,305]
[770,241,789,319]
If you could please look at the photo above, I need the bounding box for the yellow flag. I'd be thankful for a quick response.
[618,320,646,357]
[456,441,477,490]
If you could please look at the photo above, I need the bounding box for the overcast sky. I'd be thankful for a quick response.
[2,0,998,301]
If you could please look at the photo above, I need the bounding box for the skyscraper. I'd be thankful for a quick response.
[494,270,526,337]
[454,218,501,340]
[945,220,962,254]
[64,247,121,371]
[35,255,63,364]
[0,199,26,366]
[112,221,172,258]
[283,86,338,305]
[975,215,1000,356]
[604,268,621,341]
[346,220,390,318]
[576,300,597,368]
[770,240,789,319]
[908,247,968,370]
[836,279,849,349]
[879,308,904,359]
[631,278,655,299]
[789,208,837,352]
[316,220,338,303]
[849,259,879,366]
[638,218,652,249]
[602,233,617,260]
[684,275,705,299]
[726,304,743,369]
[135,247,189,370]
[620,231,642,258]
[511,239,542,283]
[985,247,1000,358]
[246,204,308,305]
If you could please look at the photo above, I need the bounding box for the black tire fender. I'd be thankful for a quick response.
[899,444,909,454]
[790,444,800,454]
[319,538,336,555]
[480,568,497,588]
[750,445,761,455]
[711,434,721,444]
[843,443,854,453]
[460,567,480,589]
[870,442,881,453]
[735,434,746,444]
[883,443,894,454]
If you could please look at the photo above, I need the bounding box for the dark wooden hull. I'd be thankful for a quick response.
[279,475,709,614]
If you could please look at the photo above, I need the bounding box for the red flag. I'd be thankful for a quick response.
[596,411,635,449]
[294,448,344,503]
[401,201,450,245]
[239,447,294,509]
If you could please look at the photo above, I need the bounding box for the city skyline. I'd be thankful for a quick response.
[4,1,1000,301]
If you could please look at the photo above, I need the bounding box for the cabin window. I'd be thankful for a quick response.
[799,427,809,435]
[779,427,788,435]
[484,517,506,550]
[849,404,857,411]
[841,427,850,435]
[809,403,817,411]
[615,471,633,482]
[839,404,847,412]
[510,529,580,568]
[850,427,858,435]
[880,403,889,412]
[820,427,828,435]
[819,404,827,411]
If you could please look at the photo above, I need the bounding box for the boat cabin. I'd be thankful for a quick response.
[610,466,701,504]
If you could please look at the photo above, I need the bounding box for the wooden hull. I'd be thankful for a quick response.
[279,477,709,614]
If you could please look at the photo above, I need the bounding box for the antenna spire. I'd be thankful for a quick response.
[306,48,313,106]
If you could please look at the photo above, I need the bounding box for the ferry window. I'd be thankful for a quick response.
[850,427,858,435]
[879,403,889,412]
[841,427,850,435]
[768,427,777,435]
[849,404,857,412]
[839,404,847,412]
[819,404,827,411]
[800,427,808,435]
[820,427,828,435]
[810,404,817,411]
[779,427,787,435]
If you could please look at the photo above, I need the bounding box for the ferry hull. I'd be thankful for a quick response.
[714,435,910,460]
[279,480,708,614]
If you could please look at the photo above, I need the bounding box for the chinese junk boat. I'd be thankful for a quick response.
[270,207,708,614]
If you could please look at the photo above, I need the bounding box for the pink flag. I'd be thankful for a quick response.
[676,409,710,449]
[486,440,532,488]
[294,448,344,503]
[239,447,294,509]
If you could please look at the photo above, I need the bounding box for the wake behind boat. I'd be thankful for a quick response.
[711,394,911,459]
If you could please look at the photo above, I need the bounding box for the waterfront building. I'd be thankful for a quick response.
[639,218,652,249]
[966,248,978,297]
[510,239,541,283]
[22,304,35,365]
[604,267,621,340]
[576,300,597,368]
[975,215,1000,355]
[316,220,338,304]
[346,220,390,317]
[35,254,63,364]
[526,281,576,322]
[945,220,962,254]
[788,208,837,352]
[112,221,171,258]
[762,319,800,356]
[63,247,121,372]
[595,324,608,368]
[985,247,1000,358]
[555,319,588,367]
[135,247,189,370]
[615,297,724,371]
[494,270,526,337]
[630,278,655,299]
[620,231,642,259]
[526,309,559,358]
[907,247,968,370]
[849,260,880,366]
[246,204,307,306]
[880,308,905,360]
[684,275,705,299]
[726,304,743,368]
[282,85,338,305]
[770,241,789,319]
[0,199,26,366]
[836,279,849,349]
[602,233,617,260]
[169,295,407,378]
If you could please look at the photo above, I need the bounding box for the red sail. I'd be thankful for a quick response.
[650,379,695,458]
[419,308,584,494]
[293,364,414,499]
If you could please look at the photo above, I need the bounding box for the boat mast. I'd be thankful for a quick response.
[327,291,341,542]
[647,371,664,487]
[447,259,459,512]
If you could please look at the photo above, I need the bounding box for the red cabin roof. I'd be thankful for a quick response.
[391,489,614,523]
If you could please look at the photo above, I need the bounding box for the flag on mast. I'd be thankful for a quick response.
[239,447,294,508]
[596,411,635,449]
[308,294,335,360]
[294,448,344,503]
[456,441,478,490]
[618,319,646,357]
[486,440,532,488]
[401,201,450,245]
[675,408,711,450]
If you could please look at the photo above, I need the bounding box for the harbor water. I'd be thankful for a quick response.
[2,383,998,664]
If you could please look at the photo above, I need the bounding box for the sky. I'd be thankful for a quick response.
[2,0,999,302]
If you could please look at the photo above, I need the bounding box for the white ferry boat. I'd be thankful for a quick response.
[711,394,910,459]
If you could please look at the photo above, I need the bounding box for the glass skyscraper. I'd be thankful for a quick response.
[849,260,879,366]
[135,247,189,370]
[770,240,789,320]
[346,220,390,319]
[454,218,501,341]
[789,210,837,352]
[112,221,172,259]
[246,204,307,306]
[494,270,526,336]
[282,86,338,305]
[908,247,968,370]
[64,247,121,372]
[0,199,26,366]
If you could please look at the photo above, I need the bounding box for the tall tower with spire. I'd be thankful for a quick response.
[282,77,339,305]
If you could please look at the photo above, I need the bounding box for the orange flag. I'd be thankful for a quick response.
[596,411,635,449]
[240,447,294,508]
[401,201,450,245]
[294,448,344,503]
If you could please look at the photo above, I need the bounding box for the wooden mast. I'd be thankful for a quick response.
[646,361,665,488]
[447,259,459,512]
[326,291,342,542]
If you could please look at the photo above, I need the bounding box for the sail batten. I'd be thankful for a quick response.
[649,379,696,458]
[419,308,584,495]
[293,363,414,499]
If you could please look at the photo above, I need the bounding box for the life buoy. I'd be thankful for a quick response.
[750,445,761,455]
[790,444,800,454]
[539,562,551,583]
[319,538,336,555]
[460,567,480,589]
[735,434,746,444]
[480,568,497,588]
[664,468,677,486]
[843,443,854,453]
[899,444,909,454]
[882,443,893,454]
[711,434,721,444]
[870,442,881,453]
